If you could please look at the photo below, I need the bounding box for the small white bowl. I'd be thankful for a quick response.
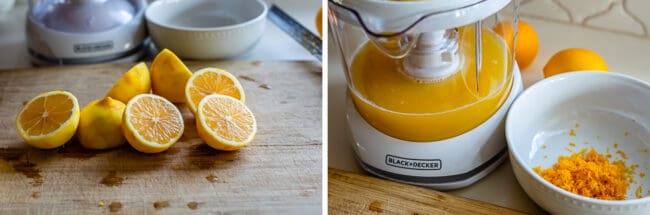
[506,72,650,215]
[145,0,267,59]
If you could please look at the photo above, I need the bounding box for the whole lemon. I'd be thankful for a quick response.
[150,49,192,103]
[77,97,126,150]
[493,20,539,70]
[543,48,608,78]
[106,62,151,103]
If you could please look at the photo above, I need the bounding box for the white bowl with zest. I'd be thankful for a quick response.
[507,72,650,215]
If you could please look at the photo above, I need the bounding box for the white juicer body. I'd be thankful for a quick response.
[346,66,523,190]
[26,0,148,65]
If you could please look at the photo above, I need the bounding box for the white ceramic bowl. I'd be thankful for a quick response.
[145,0,267,59]
[507,72,650,215]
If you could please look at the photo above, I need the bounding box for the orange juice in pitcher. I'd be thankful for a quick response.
[350,26,513,141]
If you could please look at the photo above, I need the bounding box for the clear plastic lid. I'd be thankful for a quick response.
[29,0,137,33]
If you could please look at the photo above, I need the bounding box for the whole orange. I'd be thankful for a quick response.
[316,7,323,37]
[543,48,608,78]
[493,20,539,70]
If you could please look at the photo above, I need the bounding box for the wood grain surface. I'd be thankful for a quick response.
[0,61,322,214]
[328,168,525,215]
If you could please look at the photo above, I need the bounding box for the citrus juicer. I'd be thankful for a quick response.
[329,0,523,189]
[26,0,148,65]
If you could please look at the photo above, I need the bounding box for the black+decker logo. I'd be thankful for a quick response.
[73,41,114,53]
[385,154,442,170]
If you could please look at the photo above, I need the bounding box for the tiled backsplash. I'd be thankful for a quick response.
[520,0,650,38]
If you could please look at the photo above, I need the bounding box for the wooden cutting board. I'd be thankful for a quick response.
[0,61,322,214]
[329,168,525,215]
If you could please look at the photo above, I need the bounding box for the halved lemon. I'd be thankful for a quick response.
[106,62,151,103]
[15,91,80,149]
[122,94,184,153]
[185,67,245,115]
[150,49,193,103]
[196,94,256,151]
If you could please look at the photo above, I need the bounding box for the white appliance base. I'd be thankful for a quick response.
[355,148,508,190]
[347,66,523,190]
[29,40,149,66]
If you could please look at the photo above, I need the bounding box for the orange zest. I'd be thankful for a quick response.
[534,149,633,200]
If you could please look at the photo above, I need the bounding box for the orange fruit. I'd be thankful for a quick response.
[184,67,245,115]
[106,62,151,103]
[316,7,323,37]
[150,49,193,103]
[493,20,539,70]
[543,48,608,78]
[122,94,184,153]
[196,94,256,151]
[15,91,80,149]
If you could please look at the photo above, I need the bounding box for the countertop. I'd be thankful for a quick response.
[328,2,650,214]
[0,0,322,69]
[0,61,322,214]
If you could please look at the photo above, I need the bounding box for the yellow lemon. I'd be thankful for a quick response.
[184,67,245,115]
[15,91,80,149]
[196,94,256,151]
[543,48,608,78]
[122,94,184,153]
[150,49,193,103]
[106,62,151,103]
[494,20,539,70]
[77,97,126,150]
